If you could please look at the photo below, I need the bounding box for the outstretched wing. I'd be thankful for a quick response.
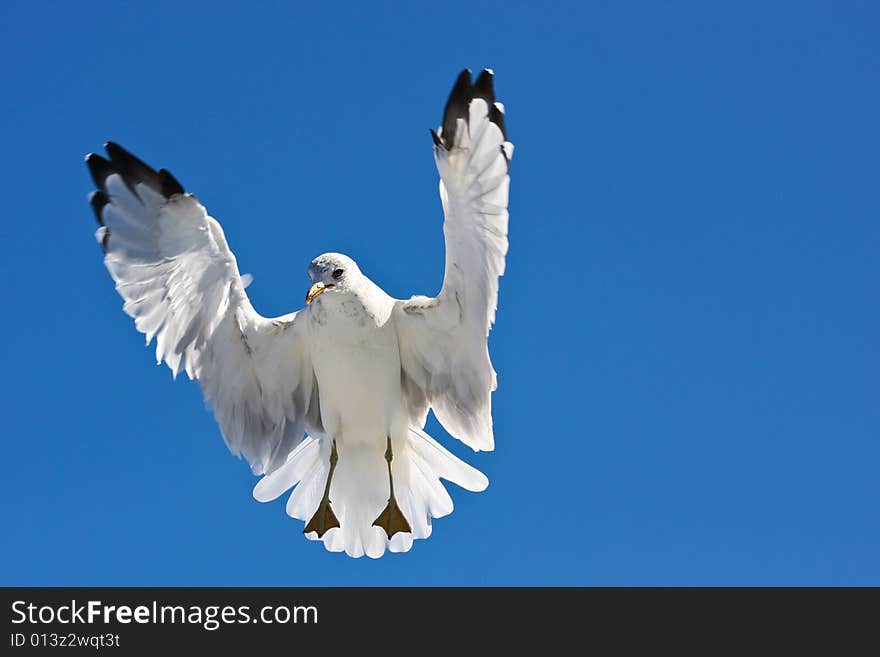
[395,69,512,452]
[87,143,320,475]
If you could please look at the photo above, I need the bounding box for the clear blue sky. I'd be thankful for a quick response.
[1,1,877,585]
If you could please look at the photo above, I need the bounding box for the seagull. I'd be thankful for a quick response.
[85,69,512,558]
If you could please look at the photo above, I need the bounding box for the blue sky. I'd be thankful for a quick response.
[1,1,878,585]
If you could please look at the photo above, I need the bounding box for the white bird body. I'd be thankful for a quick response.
[307,276,403,448]
[306,283,409,557]
[86,68,512,557]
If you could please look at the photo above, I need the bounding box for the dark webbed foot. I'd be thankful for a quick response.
[372,437,411,538]
[373,496,411,538]
[303,440,340,538]
[304,498,340,538]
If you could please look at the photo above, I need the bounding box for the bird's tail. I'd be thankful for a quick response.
[253,427,488,558]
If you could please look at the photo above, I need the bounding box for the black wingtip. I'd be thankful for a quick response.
[488,103,506,139]
[86,153,114,190]
[103,141,183,200]
[89,190,109,226]
[159,168,185,196]
[472,69,496,105]
[438,68,506,146]
[441,69,473,148]
[105,141,153,175]
[429,128,443,147]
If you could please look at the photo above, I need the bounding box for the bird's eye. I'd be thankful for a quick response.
[332,268,344,279]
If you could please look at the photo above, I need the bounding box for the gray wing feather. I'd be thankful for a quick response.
[395,70,511,451]
[88,143,320,475]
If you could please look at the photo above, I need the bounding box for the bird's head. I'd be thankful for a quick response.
[305,252,361,304]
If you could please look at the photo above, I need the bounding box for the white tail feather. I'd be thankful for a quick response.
[253,427,488,558]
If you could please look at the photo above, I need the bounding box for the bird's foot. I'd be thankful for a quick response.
[372,495,411,538]
[304,498,340,538]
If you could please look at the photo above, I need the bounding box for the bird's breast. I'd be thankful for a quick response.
[307,295,404,444]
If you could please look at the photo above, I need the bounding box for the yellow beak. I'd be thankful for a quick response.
[305,281,327,305]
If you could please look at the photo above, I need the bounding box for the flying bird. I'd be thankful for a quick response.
[85,69,512,558]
